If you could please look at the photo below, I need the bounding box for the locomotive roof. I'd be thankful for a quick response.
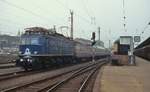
[24,27,56,35]
[25,27,49,32]
[23,27,70,39]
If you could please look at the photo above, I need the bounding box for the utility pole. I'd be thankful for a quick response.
[109,29,111,50]
[109,40,111,50]
[70,10,73,39]
[53,25,56,32]
[98,27,100,41]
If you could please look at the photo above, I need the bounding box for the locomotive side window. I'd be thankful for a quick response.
[31,38,39,45]
[21,37,39,45]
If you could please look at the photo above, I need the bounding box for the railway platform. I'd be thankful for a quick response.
[96,57,150,92]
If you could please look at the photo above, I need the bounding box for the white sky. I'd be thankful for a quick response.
[0,0,150,47]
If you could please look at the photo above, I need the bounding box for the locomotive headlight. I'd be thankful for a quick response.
[20,59,23,62]
[27,59,30,62]
[29,59,33,63]
[34,51,38,54]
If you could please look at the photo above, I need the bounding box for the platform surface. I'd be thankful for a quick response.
[100,57,150,92]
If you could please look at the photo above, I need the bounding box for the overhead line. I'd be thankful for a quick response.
[55,0,70,11]
[55,0,92,24]
[81,0,97,25]
[28,1,65,24]
[81,0,92,19]
[140,22,150,36]
[0,10,53,27]
[0,0,55,24]
[74,13,91,23]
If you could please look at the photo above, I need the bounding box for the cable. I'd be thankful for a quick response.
[140,22,150,36]
[0,8,48,26]
[55,0,92,24]
[1,15,52,28]
[81,0,97,25]
[81,0,92,19]
[55,0,71,11]
[26,1,65,24]
[74,13,91,23]
[0,0,56,24]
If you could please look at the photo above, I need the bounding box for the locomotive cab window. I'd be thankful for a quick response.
[21,37,39,45]
[31,38,39,45]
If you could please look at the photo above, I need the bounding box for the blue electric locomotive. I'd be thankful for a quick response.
[17,27,74,70]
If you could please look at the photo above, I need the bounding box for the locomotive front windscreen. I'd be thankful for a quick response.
[21,37,39,45]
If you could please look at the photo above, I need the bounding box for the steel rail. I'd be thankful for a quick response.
[2,61,102,92]
[0,71,25,81]
[78,62,106,92]
[0,69,50,82]
[37,62,102,92]
[45,62,106,92]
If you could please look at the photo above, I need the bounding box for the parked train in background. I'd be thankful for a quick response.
[16,27,110,70]
[134,46,150,61]
[134,37,150,61]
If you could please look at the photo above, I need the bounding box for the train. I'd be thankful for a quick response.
[134,46,150,61]
[134,37,150,61]
[16,27,110,70]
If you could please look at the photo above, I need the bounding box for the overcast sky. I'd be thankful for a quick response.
[0,0,150,47]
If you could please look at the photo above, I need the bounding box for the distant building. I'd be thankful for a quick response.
[0,35,20,49]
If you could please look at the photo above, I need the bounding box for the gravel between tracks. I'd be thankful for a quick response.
[54,69,91,92]
[53,63,105,92]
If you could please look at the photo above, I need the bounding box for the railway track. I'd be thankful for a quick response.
[0,63,16,69]
[0,62,85,82]
[78,65,101,92]
[1,59,107,92]
[0,67,24,76]
[0,69,50,82]
[0,70,24,81]
[0,60,99,91]
[45,62,106,92]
